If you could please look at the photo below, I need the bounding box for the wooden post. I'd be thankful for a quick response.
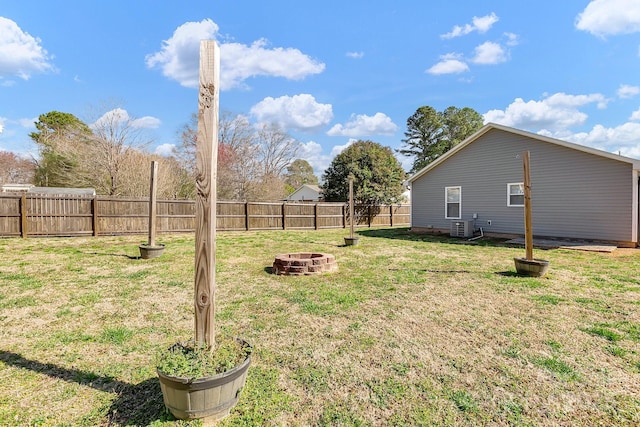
[349,177,354,238]
[523,151,533,261]
[282,203,287,230]
[314,203,319,230]
[148,160,159,246]
[20,193,27,238]
[245,202,250,231]
[194,40,220,348]
[390,205,394,227]
[92,196,99,236]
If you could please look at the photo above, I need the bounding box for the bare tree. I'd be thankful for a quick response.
[0,151,35,185]
[86,108,152,196]
[173,112,300,201]
[256,122,300,178]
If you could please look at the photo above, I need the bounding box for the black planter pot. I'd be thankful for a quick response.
[157,340,251,421]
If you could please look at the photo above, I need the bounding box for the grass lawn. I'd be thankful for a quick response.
[1,227,639,426]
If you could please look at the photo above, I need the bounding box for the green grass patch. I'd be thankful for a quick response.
[532,294,563,305]
[531,355,580,381]
[1,229,639,425]
[582,325,623,342]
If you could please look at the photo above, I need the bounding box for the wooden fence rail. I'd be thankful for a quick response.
[0,194,410,238]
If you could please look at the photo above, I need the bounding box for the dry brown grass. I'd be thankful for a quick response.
[1,228,639,426]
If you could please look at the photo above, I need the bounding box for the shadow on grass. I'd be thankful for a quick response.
[0,350,171,425]
[496,271,520,277]
[83,251,141,260]
[356,227,554,251]
[357,227,529,249]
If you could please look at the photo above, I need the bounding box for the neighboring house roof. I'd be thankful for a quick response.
[408,122,640,183]
[1,184,34,192]
[287,184,323,200]
[28,187,96,196]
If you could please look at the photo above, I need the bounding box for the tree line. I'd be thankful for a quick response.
[0,105,483,205]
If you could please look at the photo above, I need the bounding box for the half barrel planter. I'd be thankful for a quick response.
[514,257,550,277]
[157,340,252,421]
[139,243,165,259]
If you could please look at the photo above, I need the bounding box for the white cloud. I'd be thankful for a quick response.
[92,108,161,129]
[250,94,333,132]
[327,112,398,137]
[575,0,640,36]
[222,39,325,90]
[561,122,640,151]
[0,122,3,133]
[146,19,325,90]
[346,51,364,59]
[18,117,36,128]
[297,138,358,180]
[504,32,519,47]
[426,53,469,75]
[617,84,640,98]
[441,13,499,39]
[483,92,608,131]
[145,19,217,88]
[0,17,55,80]
[485,92,640,159]
[471,41,506,64]
[132,116,161,129]
[155,143,176,156]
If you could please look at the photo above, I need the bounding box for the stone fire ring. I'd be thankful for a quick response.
[273,253,338,276]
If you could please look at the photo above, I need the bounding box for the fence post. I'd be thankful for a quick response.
[20,193,28,238]
[390,205,394,227]
[368,205,372,228]
[314,203,319,230]
[282,203,287,230]
[92,196,99,236]
[245,202,250,231]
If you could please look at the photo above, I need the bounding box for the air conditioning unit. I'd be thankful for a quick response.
[450,220,473,238]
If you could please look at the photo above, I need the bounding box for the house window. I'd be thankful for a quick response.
[507,183,524,207]
[445,186,461,219]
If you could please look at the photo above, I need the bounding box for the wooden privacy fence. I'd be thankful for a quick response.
[0,194,410,238]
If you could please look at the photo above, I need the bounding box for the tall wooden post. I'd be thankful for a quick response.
[523,151,533,261]
[147,161,159,246]
[194,40,220,348]
[20,193,27,238]
[349,177,354,238]
[92,196,99,237]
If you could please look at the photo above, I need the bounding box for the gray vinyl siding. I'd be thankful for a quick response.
[411,128,634,242]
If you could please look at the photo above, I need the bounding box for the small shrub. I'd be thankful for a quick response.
[156,337,251,379]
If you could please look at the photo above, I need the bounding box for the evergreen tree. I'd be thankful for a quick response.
[398,106,483,173]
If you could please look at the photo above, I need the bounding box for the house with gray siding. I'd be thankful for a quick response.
[408,123,640,247]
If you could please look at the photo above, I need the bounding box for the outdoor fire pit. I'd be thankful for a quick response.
[273,253,338,276]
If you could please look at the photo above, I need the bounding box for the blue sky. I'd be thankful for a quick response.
[1,0,640,178]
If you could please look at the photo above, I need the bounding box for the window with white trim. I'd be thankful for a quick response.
[445,186,461,219]
[507,183,524,207]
